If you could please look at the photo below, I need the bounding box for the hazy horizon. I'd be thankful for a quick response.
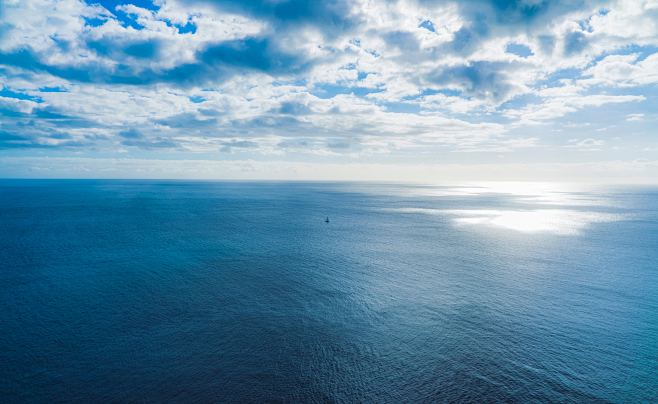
[2,159,658,184]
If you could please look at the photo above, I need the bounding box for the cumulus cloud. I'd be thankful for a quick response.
[583,53,658,87]
[0,0,656,163]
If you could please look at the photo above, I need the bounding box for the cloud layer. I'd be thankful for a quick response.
[0,0,657,176]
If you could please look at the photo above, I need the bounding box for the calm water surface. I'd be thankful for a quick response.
[1,180,657,402]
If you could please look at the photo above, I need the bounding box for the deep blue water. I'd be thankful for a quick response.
[1,180,657,402]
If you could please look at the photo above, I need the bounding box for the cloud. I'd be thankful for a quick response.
[563,30,589,55]
[426,61,524,101]
[177,0,357,33]
[505,87,645,123]
[583,53,658,87]
[0,35,306,86]
[625,113,644,121]
[0,0,656,173]
[118,128,143,138]
[566,137,605,150]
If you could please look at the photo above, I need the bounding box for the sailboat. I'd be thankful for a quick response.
[325,216,330,223]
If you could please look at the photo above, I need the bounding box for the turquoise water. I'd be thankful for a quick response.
[1,180,657,402]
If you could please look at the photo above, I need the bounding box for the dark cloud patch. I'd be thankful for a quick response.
[0,48,117,83]
[450,26,481,55]
[50,36,72,52]
[277,101,310,115]
[154,36,307,82]
[0,108,102,149]
[155,112,218,129]
[154,62,213,86]
[480,0,555,24]
[124,40,160,59]
[427,61,518,101]
[86,39,110,56]
[384,31,420,52]
[33,108,74,120]
[0,131,36,149]
[87,38,161,59]
[538,35,556,54]
[180,0,357,35]
[0,102,98,129]
[455,0,593,26]
[33,107,99,128]
[419,0,600,58]
[199,108,221,116]
[447,15,490,56]
[0,107,24,118]
[199,37,305,74]
[564,31,588,55]
[119,128,142,138]
[0,130,84,149]
[0,36,307,86]
[0,48,42,70]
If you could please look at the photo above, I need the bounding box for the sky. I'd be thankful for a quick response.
[0,0,657,182]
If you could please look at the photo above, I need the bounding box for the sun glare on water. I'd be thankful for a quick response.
[390,182,623,235]
[447,209,621,235]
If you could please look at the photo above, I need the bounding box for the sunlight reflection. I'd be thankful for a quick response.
[390,207,622,235]
[400,182,611,207]
[386,181,623,235]
[446,209,622,235]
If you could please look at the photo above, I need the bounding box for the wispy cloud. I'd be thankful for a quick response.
[625,113,645,122]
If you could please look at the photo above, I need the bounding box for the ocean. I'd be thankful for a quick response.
[1,180,656,402]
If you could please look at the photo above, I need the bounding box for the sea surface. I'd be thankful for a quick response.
[1,180,657,402]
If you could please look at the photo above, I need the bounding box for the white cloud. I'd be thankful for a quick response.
[626,113,645,121]
[583,53,658,87]
[506,90,645,123]
[0,0,657,178]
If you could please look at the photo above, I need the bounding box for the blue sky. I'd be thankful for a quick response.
[0,0,657,181]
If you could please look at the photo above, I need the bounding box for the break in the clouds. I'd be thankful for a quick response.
[0,0,657,180]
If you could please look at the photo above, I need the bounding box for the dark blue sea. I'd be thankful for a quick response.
[1,180,657,402]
